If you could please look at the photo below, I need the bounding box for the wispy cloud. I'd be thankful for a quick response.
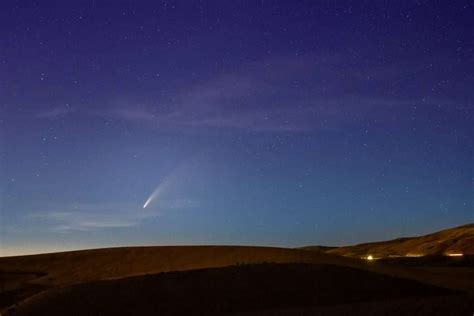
[36,105,75,119]
[26,200,196,233]
[99,54,435,132]
[106,107,157,122]
[27,203,151,232]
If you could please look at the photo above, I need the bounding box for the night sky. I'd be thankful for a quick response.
[1,1,473,256]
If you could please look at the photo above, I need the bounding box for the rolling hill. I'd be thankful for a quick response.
[324,224,474,258]
[0,246,358,287]
[6,263,466,316]
[2,224,474,315]
[0,245,363,313]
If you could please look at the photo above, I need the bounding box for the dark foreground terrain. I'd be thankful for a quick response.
[5,263,474,316]
[1,224,474,316]
[0,245,361,312]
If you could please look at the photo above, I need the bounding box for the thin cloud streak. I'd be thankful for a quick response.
[98,54,446,132]
[36,106,76,119]
[26,200,197,233]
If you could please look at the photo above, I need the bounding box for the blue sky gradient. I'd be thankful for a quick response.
[1,1,473,256]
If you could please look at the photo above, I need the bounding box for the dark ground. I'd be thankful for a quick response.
[1,248,474,316]
[4,263,472,316]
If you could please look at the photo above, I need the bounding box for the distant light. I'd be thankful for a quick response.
[367,255,374,261]
[447,253,463,257]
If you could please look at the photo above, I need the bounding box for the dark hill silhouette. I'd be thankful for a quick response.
[6,263,470,316]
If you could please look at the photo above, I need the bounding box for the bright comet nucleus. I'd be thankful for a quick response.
[143,199,152,208]
[143,189,160,208]
[142,158,192,209]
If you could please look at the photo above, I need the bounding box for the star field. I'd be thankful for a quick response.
[0,1,473,256]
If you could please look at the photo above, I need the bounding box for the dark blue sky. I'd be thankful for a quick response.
[1,1,473,256]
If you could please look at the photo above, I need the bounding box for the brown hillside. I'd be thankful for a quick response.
[327,224,474,258]
[0,246,358,287]
[5,263,462,316]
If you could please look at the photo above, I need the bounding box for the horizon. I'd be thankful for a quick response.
[1,1,473,257]
[2,221,472,258]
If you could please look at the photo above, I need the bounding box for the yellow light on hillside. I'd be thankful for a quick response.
[367,255,374,261]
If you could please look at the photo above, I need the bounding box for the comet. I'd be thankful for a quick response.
[143,185,163,208]
[142,154,201,209]
[142,163,183,209]
[143,196,153,208]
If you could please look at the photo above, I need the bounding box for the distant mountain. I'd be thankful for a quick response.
[320,224,474,258]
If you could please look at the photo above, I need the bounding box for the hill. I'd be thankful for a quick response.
[2,225,474,315]
[318,224,474,258]
[0,246,357,287]
[299,246,337,252]
[0,245,363,312]
[6,263,470,316]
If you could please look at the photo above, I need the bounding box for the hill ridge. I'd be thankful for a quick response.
[318,223,474,257]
